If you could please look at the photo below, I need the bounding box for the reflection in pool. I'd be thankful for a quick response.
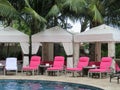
[0,79,103,90]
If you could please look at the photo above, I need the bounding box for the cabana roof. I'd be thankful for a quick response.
[0,27,29,43]
[32,26,73,43]
[74,24,120,42]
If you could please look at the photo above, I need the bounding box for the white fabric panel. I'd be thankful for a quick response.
[20,43,29,67]
[62,42,73,68]
[63,43,73,55]
[20,43,29,54]
[67,57,74,68]
[22,56,29,67]
[108,42,115,73]
[32,43,40,54]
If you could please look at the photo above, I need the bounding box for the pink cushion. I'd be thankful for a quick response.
[66,67,82,71]
[66,57,89,72]
[77,57,89,68]
[22,56,41,71]
[53,56,64,68]
[47,56,65,71]
[89,69,108,72]
[89,57,112,73]
[100,57,112,69]
[23,66,38,70]
[30,56,41,67]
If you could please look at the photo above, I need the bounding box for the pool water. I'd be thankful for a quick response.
[0,79,103,90]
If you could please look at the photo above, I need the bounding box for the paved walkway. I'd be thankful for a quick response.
[0,73,119,90]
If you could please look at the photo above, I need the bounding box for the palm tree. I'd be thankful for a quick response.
[45,0,69,28]
[0,0,47,58]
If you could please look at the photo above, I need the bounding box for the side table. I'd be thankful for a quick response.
[83,66,97,76]
[39,65,51,75]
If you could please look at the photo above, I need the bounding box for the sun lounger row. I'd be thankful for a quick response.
[2,56,119,80]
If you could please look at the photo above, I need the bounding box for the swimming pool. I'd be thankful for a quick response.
[0,79,103,90]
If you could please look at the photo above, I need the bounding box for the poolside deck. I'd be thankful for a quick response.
[0,73,119,90]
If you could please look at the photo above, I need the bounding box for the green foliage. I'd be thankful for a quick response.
[63,0,86,14]
[12,20,30,35]
[0,0,21,19]
[46,4,60,18]
[116,44,120,58]
[0,43,22,60]
[101,44,108,57]
[89,4,103,23]
[23,7,47,23]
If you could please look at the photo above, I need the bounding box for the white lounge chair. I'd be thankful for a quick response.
[4,57,18,75]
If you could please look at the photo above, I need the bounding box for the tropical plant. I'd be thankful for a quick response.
[0,0,47,58]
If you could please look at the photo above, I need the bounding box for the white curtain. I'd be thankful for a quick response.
[62,42,73,68]
[20,42,29,67]
[32,43,41,54]
[108,42,116,73]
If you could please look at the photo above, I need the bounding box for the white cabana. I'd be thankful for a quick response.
[32,26,74,68]
[74,24,120,71]
[0,27,29,67]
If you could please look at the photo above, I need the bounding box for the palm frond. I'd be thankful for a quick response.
[23,7,47,23]
[0,0,20,19]
[90,5,103,23]
[63,0,86,13]
[46,4,60,18]
[24,0,31,8]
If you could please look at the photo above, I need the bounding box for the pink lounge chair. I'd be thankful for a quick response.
[65,57,89,77]
[88,57,112,78]
[46,56,65,76]
[22,56,41,75]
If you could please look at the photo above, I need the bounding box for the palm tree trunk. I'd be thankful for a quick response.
[89,22,101,61]
[89,43,95,61]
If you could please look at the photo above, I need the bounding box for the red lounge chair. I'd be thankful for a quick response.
[65,57,89,77]
[88,57,112,78]
[22,56,41,75]
[46,56,65,76]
